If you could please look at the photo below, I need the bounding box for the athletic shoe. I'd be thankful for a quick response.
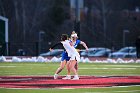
[54,74,58,79]
[71,75,79,80]
[62,75,71,80]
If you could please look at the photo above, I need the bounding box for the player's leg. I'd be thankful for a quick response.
[54,51,68,79]
[54,60,66,79]
[65,55,71,75]
[65,60,78,77]
[75,62,78,71]
[55,60,66,74]
[62,56,71,80]
[62,61,71,80]
[65,60,78,75]
[66,61,71,75]
[70,60,79,80]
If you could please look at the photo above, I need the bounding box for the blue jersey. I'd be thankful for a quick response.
[61,40,81,61]
[73,40,81,48]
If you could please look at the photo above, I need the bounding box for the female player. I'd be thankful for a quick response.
[62,31,88,79]
[50,42,70,79]
[50,32,88,79]
[51,34,80,80]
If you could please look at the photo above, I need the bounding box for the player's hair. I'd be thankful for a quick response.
[71,31,78,38]
[72,31,76,34]
[61,34,68,41]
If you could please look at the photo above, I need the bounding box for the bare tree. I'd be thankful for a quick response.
[0,0,6,16]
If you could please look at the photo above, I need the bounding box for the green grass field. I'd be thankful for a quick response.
[0,62,140,93]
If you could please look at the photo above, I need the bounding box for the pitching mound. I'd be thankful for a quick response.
[0,76,140,89]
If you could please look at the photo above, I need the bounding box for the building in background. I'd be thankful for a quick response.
[0,16,8,55]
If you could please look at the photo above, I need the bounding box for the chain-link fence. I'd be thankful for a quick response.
[0,42,137,59]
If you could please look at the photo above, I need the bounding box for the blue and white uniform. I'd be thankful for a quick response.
[61,40,81,61]
[61,40,80,62]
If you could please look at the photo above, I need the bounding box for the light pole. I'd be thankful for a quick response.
[38,31,45,54]
[123,30,129,47]
[70,0,83,37]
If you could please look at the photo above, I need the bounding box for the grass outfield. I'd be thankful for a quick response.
[0,62,140,76]
[0,86,140,93]
[0,62,140,93]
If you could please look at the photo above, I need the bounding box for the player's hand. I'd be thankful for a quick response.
[49,48,53,51]
[86,48,89,52]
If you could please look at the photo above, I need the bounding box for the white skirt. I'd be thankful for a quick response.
[70,54,80,62]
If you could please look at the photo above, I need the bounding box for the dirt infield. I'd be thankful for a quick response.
[0,76,140,89]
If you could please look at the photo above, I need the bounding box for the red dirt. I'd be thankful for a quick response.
[0,76,140,89]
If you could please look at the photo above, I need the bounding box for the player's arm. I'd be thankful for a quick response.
[50,42,62,51]
[80,41,89,51]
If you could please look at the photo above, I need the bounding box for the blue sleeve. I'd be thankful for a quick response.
[77,40,81,44]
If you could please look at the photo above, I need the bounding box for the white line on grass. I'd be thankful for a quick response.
[103,65,140,67]
[84,90,140,93]
[0,66,16,68]
[58,88,75,89]
[79,68,136,70]
[87,65,140,68]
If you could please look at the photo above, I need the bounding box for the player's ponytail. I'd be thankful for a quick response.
[61,34,68,41]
